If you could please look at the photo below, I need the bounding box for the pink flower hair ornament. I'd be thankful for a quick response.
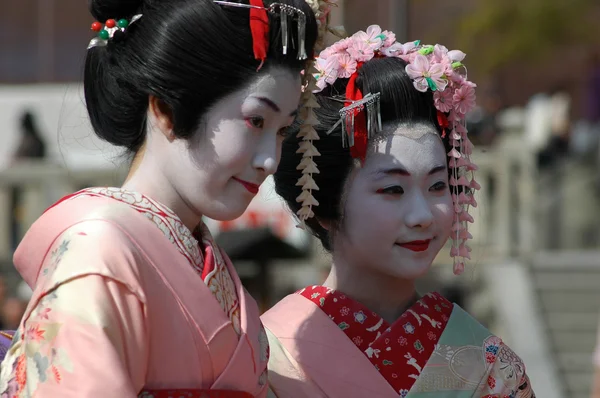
[295,24,479,275]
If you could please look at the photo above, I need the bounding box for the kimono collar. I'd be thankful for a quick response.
[82,187,207,272]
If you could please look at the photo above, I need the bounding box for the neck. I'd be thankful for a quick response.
[322,256,418,324]
[122,146,202,232]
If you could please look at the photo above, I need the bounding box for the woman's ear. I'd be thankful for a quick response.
[149,96,175,142]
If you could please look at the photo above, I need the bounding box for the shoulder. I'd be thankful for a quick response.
[261,293,314,335]
[36,219,148,302]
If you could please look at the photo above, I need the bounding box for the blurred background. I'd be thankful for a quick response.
[1,0,600,396]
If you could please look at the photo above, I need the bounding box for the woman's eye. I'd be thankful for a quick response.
[246,116,264,129]
[430,181,448,192]
[377,186,404,195]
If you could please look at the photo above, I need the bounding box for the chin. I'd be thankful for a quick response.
[204,199,252,222]
[406,263,432,279]
[390,253,434,279]
[392,263,431,280]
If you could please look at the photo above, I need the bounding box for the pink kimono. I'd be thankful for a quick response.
[0,188,269,397]
[262,286,535,398]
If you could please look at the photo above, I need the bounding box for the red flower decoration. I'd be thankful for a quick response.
[437,110,449,138]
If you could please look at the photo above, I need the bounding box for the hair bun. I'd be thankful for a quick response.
[89,0,143,21]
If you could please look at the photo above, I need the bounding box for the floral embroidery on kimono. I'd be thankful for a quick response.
[0,293,73,397]
[0,240,74,397]
[0,231,146,397]
[481,339,536,397]
[41,240,69,277]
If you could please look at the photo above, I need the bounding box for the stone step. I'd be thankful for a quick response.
[539,291,600,312]
[530,255,600,398]
[546,312,600,332]
[534,271,600,290]
[550,331,597,352]
[532,251,600,270]
[564,371,594,395]
[556,352,595,371]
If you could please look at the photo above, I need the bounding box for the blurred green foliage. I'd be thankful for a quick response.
[456,0,599,71]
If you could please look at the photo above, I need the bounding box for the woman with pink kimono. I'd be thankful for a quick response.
[0,0,321,396]
[262,26,536,397]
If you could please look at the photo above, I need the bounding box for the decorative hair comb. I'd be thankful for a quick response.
[332,93,382,147]
[214,1,307,61]
[296,24,479,276]
[88,14,142,49]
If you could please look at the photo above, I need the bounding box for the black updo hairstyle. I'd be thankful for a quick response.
[84,0,318,153]
[274,56,455,251]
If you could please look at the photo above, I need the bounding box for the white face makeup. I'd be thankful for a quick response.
[129,67,302,228]
[333,123,454,280]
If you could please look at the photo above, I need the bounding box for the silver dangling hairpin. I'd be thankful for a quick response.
[326,92,382,148]
[280,6,289,55]
[296,10,307,60]
[214,1,307,60]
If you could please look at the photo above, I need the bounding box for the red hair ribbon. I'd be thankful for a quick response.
[437,110,449,138]
[345,62,367,161]
[249,0,269,70]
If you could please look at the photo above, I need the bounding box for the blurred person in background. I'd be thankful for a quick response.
[9,111,48,251]
[586,52,600,134]
[587,52,600,193]
[0,299,26,331]
[466,88,503,147]
[0,0,320,396]
[571,52,600,167]
[537,84,572,168]
[12,111,47,162]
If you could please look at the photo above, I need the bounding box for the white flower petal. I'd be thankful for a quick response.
[448,50,466,62]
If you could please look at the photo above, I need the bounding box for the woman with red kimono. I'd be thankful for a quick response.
[263,25,536,397]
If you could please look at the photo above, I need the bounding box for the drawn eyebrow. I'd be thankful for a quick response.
[252,97,297,117]
[371,164,446,179]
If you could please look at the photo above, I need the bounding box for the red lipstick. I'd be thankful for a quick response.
[398,240,431,252]
[233,177,260,195]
